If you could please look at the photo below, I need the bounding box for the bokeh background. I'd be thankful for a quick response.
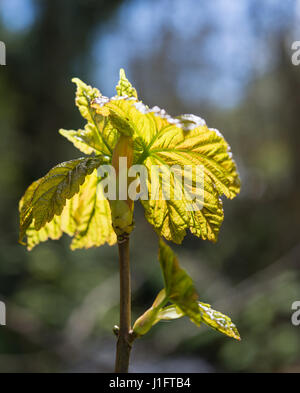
[0,0,300,373]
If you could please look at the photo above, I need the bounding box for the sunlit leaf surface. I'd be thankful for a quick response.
[91,71,240,243]
[20,69,240,251]
[19,157,104,246]
[158,239,201,325]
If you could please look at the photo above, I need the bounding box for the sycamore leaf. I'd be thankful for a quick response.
[91,89,240,244]
[70,170,116,249]
[141,116,240,243]
[133,290,240,340]
[92,95,153,148]
[133,288,240,340]
[24,198,75,251]
[19,157,103,244]
[154,302,240,340]
[197,302,241,340]
[133,237,203,337]
[92,95,139,139]
[72,77,101,122]
[60,78,119,156]
[116,68,138,98]
[59,126,100,155]
[24,217,63,251]
[21,170,116,250]
[20,68,240,252]
[158,239,201,325]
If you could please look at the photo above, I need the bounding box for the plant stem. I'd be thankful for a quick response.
[115,238,132,373]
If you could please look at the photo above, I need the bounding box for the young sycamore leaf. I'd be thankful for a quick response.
[116,68,138,98]
[91,74,240,244]
[59,127,100,155]
[68,169,116,250]
[19,157,106,246]
[158,238,201,326]
[19,68,240,257]
[19,68,241,350]
[133,241,240,340]
[20,169,116,250]
[154,303,240,340]
[197,302,240,340]
[60,78,119,156]
[133,289,167,336]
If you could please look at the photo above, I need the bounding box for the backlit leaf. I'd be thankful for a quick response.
[133,289,167,336]
[59,127,99,155]
[70,170,116,249]
[155,304,184,321]
[141,117,240,243]
[21,170,116,250]
[91,89,240,243]
[19,157,103,243]
[198,302,240,340]
[158,239,201,325]
[72,77,101,123]
[116,68,138,98]
[60,78,119,155]
[154,302,240,340]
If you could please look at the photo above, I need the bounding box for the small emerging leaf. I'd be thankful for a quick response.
[133,289,167,336]
[72,78,101,123]
[198,302,240,340]
[156,304,184,321]
[92,96,137,138]
[158,239,201,326]
[158,302,240,340]
[116,68,138,98]
[154,302,240,340]
[64,78,119,155]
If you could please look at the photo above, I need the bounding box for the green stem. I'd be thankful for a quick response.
[115,238,132,373]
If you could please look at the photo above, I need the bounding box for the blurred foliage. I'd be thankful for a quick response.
[0,0,300,373]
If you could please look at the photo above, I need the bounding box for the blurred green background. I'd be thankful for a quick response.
[0,0,300,373]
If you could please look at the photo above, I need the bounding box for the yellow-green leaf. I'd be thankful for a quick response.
[61,78,119,156]
[19,157,103,243]
[155,304,184,321]
[133,287,240,340]
[70,170,116,249]
[158,239,201,325]
[116,68,138,98]
[59,126,99,155]
[21,170,116,250]
[154,302,240,340]
[133,289,167,336]
[91,95,154,148]
[90,87,240,243]
[72,77,101,123]
[92,95,140,139]
[198,302,240,340]
[24,200,73,250]
[141,116,240,243]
